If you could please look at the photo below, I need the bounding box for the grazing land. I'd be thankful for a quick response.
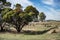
[0,33,60,40]
[0,22,60,40]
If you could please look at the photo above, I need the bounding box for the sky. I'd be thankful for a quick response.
[7,0,60,20]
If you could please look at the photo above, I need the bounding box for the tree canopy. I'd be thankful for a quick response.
[39,12,46,22]
[24,6,39,18]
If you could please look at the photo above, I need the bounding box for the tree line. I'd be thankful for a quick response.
[0,0,46,32]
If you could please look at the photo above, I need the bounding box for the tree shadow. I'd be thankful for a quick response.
[0,26,57,35]
[21,30,47,35]
[21,26,57,35]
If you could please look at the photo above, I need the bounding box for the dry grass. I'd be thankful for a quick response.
[0,22,60,40]
[22,22,60,31]
[0,32,60,40]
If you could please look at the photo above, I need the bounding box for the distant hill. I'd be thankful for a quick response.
[46,20,60,22]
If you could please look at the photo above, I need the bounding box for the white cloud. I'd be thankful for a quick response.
[44,6,60,20]
[7,0,34,9]
[42,0,60,20]
[42,0,54,5]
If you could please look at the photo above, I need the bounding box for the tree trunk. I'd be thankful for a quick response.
[1,27,4,32]
[17,26,20,32]
[15,20,27,32]
[41,20,43,22]
[16,22,25,32]
[0,22,6,32]
[15,25,20,32]
[16,24,25,32]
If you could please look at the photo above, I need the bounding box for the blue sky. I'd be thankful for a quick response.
[7,0,60,20]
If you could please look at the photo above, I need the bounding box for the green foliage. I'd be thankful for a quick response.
[19,12,33,22]
[4,2,11,6]
[24,6,39,18]
[28,12,35,16]
[15,4,22,8]
[2,11,14,21]
[1,8,12,17]
[39,12,46,22]
[14,4,23,13]
[19,12,25,18]
[24,13,33,22]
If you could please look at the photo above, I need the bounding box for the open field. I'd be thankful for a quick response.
[0,33,60,40]
[0,22,60,40]
[23,22,60,31]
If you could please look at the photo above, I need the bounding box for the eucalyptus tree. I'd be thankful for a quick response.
[2,4,33,32]
[39,12,46,22]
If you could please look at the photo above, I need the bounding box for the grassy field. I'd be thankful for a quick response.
[0,22,60,40]
[0,33,60,40]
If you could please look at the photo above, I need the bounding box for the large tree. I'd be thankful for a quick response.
[39,12,46,22]
[1,4,22,32]
[2,4,33,32]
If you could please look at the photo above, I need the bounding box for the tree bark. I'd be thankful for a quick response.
[16,22,26,32]
[15,24,20,32]
[17,27,20,32]
[16,24,25,32]
[15,20,27,32]
[1,26,4,32]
